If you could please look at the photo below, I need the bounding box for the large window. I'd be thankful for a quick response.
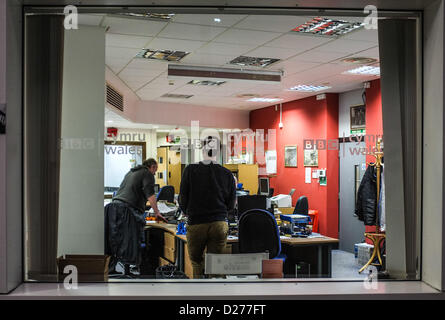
[23,7,422,284]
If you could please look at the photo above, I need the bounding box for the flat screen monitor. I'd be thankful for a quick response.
[259,177,269,196]
[237,195,269,217]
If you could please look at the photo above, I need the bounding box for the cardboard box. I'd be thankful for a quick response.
[57,255,110,282]
[261,259,283,278]
[159,256,172,267]
[164,232,176,250]
[163,246,176,263]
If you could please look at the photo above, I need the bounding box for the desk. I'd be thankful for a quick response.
[144,222,338,278]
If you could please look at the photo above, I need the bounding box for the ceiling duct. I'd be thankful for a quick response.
[106,83,124,112]
[168,64,282,84]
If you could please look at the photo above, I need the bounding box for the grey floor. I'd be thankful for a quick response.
[331,249,367,279]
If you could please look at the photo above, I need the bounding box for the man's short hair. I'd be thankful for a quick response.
[143,158,157,168]
[202,136,219,157]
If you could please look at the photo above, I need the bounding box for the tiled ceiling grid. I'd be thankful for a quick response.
[80,13,379,111]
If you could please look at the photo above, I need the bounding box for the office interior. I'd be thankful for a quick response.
[23,8,421,282]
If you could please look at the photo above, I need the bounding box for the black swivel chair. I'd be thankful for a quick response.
[157,185,175,203]
[238,209,286,261]
[293,196,309,215]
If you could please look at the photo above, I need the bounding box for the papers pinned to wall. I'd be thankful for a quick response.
[265,150,277,175]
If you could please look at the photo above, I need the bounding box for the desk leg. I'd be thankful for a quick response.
[177,238,184,271]
[327,245,332,278]
[317,245,323,277]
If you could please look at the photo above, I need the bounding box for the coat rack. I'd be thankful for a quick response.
[359,138,385,274]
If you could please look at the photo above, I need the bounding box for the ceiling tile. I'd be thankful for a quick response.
[106,46,139,60]
[106,56,132,74]
[123,58,168,72]
[196,42,256,56]
[180,53,236,66]
[137,88,167,100]
[245,46,297,60]
[78,14,104,26]
[146,37,206,52]
[346,46,380,60]
[106,33,151,48]
[315,39,376,54]
[292,50,350,63]
[265,33,332,50]
[341,28,378,43]
[172,14,247,27]
[234,15,311,33]
[213,28,282,46]
[158,23,227,41]
[102,16,167,36]
[269,60,319,75]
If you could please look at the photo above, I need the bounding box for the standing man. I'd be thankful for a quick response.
[179,136,236,278]
[105,158,167,274]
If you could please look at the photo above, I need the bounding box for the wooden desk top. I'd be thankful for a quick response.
[145,222,338,245]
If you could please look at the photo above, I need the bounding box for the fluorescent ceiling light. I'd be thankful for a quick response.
[289,85,331,92]
[214,18,221,23]
[168,64,282,83]
[136,49,190,62]
[247,98,283,103]
[229,56,280,68]
[345,66,380,76]
[292,17,364,37]
[188,79,226,86]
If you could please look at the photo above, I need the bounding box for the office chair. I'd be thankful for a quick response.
[157,185,175,203]
[238,209,286,261]
[293,196,309,215]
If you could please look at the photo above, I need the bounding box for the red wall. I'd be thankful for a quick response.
[248,81,382,238]
[250,94,339,238]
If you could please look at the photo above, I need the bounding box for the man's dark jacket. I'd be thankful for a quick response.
[355,165,381,226]
[179,162,236,225]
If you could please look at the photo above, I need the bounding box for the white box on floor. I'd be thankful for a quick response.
[355,243,374,266]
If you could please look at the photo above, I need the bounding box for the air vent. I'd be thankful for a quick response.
[161,93,194,99]
[106,84,124,112]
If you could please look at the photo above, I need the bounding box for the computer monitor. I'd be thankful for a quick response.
[259,177,270,196]
[237,195,269,217]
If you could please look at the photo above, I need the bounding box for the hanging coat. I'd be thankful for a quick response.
[355,165,379,226]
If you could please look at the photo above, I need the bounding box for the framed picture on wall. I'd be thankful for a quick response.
[284,145,297,167]
[304,148,318,167]
[350,104,366,131]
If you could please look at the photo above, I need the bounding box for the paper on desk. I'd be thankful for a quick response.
[148,202,177,214]
[308,233,324,238]
[227,235,238,240]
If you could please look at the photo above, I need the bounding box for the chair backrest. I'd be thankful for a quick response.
[294,196,309,215]
[237,195,268,217]
[157,185,175,203]
[238,209,281,259]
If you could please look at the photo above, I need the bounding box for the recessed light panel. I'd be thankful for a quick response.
[229,56,280,68]
[345,66,380,76]
[292,17,364,37]
[161,93,194,99]
[247,98,283,103]
[188,80,226,86]
[116,13,175,21]
[289,85,331,92]
[136,49,190,61]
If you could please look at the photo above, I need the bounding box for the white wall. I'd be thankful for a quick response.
[58,26,106,256]
[338,89,365,138]
[423,0,444,290]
